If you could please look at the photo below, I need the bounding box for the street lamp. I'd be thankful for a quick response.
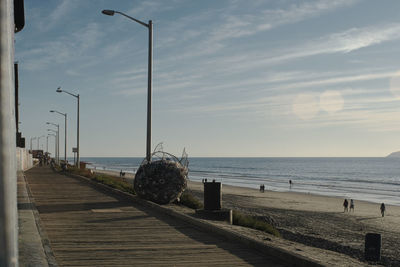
[102,9,153,162]
[50,110,67,163]
[47,129,59,164]
[46,122,59,164]
[48,134,56,160]
[37,135,45,150]
[56,87,80,167]
[30,136,37,152]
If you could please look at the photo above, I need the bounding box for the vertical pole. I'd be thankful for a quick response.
[54,136,56,162]
[56,126,59,164]
[76,95,79,167]
[64,114,67,163]
[14,63,18,133]
[146,20,152,163]
[46,136,48,154]
[0,0,18,264]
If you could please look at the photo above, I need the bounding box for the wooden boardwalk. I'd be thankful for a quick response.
[24,167,285,266]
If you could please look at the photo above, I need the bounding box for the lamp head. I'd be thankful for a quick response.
[50,110,54,113]
[102,9,115,16]
[56,87,62,93]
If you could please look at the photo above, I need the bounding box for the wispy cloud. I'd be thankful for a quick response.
[157,0,360,60]
[267,71,397,93]
[300,23,400,56]
[33,0,80,32]
[214,23,400,75]
[19,22,103,71]
[211,0,360,41]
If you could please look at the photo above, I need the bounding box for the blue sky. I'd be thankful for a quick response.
[16,0,400,157]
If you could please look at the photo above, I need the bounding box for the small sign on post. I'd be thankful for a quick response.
[72,147,78,167]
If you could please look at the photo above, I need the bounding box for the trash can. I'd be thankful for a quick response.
[79,161,87,169]
[204,181,221,211]
[365,233,381,261]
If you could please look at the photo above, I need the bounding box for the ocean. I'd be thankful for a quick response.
[79,157,400,206]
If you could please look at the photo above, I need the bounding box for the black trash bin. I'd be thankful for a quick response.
[365,233,381,262]
[204,181,221,211]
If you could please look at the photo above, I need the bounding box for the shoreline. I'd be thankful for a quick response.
[92,167,400,206]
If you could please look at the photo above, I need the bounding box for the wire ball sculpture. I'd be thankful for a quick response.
[134,144,189,204]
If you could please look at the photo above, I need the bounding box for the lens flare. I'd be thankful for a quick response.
[320,90,344,113]
[292,93,319,120]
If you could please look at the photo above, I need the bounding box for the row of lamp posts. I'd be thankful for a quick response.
[29,135,45,151]
[31,8,152,166]
[30,87,79,167]
[48,87,80,167]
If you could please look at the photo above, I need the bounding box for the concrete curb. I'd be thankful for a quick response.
[18,171,58,267]
[63,171,323,267]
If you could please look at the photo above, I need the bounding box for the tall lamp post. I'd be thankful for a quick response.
[50,110,67,163]
[48,134,56,160]
[56,87,80,167]
[37,135,45,150]
[102,9,153,162]
[47,129,57,161]
[30,136,37,152]
[47,122,59,164]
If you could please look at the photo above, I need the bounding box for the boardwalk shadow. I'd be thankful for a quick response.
[36,201,131,213]
[128,201,277,266]
[87,215,151,223]
[18,202,34,210]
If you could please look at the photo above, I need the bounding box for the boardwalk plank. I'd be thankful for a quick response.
[25,167,285,266]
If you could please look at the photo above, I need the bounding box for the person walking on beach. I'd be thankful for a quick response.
[350,199,354,212]
[289,180,292,189]
[380,203,386,217]
[343,199,348,212]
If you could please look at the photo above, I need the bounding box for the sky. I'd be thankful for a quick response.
[15,0,400,157]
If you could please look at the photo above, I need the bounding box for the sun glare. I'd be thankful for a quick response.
[319,90,344,113]
[292,93,319,120]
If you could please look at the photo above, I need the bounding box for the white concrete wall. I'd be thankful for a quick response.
[16,148,33,171]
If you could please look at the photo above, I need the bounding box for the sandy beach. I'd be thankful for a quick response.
[93,169,400,265]
[187,180,400,265]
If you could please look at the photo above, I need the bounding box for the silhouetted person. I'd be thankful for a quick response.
[380,203,386,217]
[343,199,348,212]
[260,184,265,193]
[350,199,354,212]
[289,180,292,189]
[120,170,123,177]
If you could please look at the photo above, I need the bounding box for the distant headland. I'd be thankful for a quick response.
[386,151,400,158]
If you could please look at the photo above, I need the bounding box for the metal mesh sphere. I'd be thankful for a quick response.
[134,159,187,204]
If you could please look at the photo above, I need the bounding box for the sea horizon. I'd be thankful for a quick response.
[77,157,400,206]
